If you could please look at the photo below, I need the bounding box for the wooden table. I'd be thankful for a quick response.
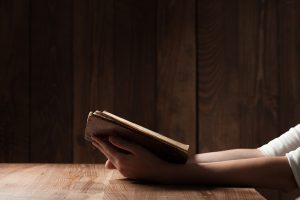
[0,164,265,200]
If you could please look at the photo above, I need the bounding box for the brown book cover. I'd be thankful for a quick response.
[85,110,189,163]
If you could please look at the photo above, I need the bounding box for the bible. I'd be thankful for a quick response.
[85,110,189,163]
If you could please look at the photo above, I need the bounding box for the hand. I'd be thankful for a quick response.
[104,159,115,169]
[91,135,171,182]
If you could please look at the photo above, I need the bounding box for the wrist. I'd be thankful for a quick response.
[187,155,197,164]
[157,163,192,184]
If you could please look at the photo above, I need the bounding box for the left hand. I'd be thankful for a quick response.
[91,135,171,182]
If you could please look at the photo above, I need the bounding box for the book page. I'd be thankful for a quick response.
[94,110,189,152]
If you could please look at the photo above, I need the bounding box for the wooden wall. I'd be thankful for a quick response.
[1,0,300,199]
[73,0,196,162]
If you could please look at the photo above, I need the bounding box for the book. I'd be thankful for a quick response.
[85,110,189,163]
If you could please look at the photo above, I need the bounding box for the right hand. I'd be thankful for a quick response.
[105,159,116,169]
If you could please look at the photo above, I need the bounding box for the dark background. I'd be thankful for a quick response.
[1,0,300,199]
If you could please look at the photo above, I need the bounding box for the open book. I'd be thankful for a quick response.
[85,110,189,163]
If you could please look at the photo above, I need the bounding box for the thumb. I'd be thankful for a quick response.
[105,159,116,169]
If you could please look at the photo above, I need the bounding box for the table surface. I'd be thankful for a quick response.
[0,164,265,200]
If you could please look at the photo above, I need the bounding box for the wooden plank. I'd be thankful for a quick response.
[278,0,300,130]
[238,0,279,149]
[0,164,265,200]
[278,0,300,199]
[74,0,156,162]
[197,0,280,148]
[197,0,240,152]
[0,0,29,162]
[30,0,73,162]
[113,0,156,130]
[157,0,197,153]
[73,0,114,163]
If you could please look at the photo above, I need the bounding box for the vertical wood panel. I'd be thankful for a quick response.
[157,0,196,153]
[113,0,156,129]
[239,0,262,148]
[279,0,300,199]
[30,0,73,162]
[197,0,240,152]
[73,0,114,162]
[197,0,280,149]
[279,0,300,130]
[0,0,29,162]
[73,0,157,162]
[239,0,279,148]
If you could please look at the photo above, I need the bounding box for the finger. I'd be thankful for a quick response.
[92,136,117,160]
[109,136,141,155]
[105,160,116,169]
[92,137,126,165]
[92,141,109,159]
[91,136,104,145]
[92,141,117,166]
[96,139,125,161]
[91,136,109,151]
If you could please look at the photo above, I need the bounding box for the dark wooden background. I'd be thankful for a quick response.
[1,0,300,199]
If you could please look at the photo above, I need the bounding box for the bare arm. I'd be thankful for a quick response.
[188,149,265,163]
[91,136,298,192]
[162,156,297,192]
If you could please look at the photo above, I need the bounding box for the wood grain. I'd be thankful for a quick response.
[278,0,300,133]
[30,0,73,162]
[113,0,156,131]
[238,0,279,149]
[1,3,300,200]
[197,0,240,152]
[0,164,265,200]
[0,0,30,162]
[197,0,280,151]
[157,0,197,154]
[73,0,157,162]
[73,0,114,163]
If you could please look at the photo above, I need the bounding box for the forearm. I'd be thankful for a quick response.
[188,149,264,163]
[161,156,297,191]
